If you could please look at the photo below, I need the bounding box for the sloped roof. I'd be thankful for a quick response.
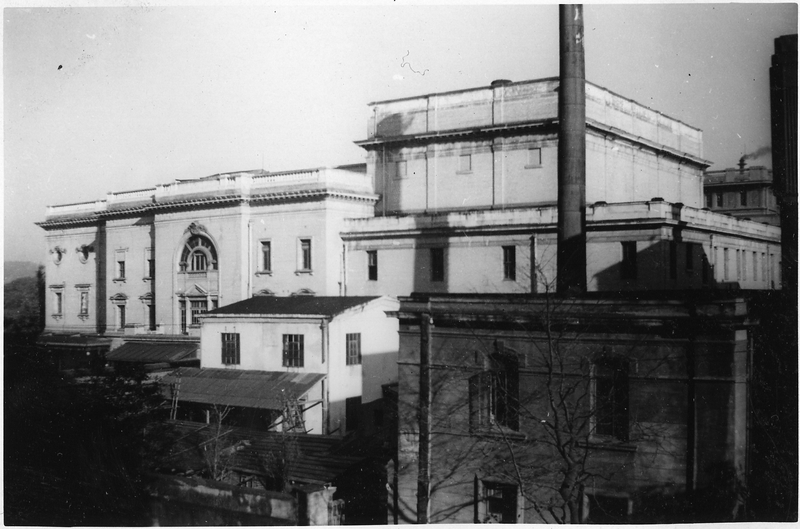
[207,296,381,317]
[163,420,367,486]
[161,367,324,410]
[107,341,198,364]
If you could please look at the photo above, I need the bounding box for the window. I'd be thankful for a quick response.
[469,353,520,431]
[620,241,637,280]
[736,249,742,281]
[527,147,542,168]
[395,160,407,179]
[222,333,241,365]
[299,239,312,271]
[761,253,767,281]
[367,250,378,281]
[503,246,516,281]
[117,260,126,280]
[723,248,730,280]
[430,248,445,282]
[705,193,712,209]
[283,334,304,367]
[346,396,361,432]
[54,292,63,315]
[148,304,156,331]
[586,494,630,524]
[458,154,472,173]
[477,482,518,523]
[685,243,694,271]
[180,234,217,272]
[740,190,748,206]
[79,291,89,316]
[716,193,723,207]
[669,240,677,280]
[190,299,207,325]
[117,305,126,330]
[261,241,272,272]
[145,248,155,279]
[753,251,758,281]
[702,254,709,285]
[346,333,361,365]
[180,301,187,334]
[594,356,629,441]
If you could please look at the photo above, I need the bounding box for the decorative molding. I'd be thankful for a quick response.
[185,222,208,236]
[109,293,128,303]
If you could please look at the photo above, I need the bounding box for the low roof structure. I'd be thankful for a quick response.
[161,367,325,410]
[205,296,381,317]
[107,341,198,364]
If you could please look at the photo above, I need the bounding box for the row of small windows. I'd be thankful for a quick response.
[220,332,362,367]
[704,190,752,208]
[365,246,517,283]
[259,239,313,273]
[391,149,543,179]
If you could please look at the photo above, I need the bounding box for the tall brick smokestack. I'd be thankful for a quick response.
[557,4,587,295]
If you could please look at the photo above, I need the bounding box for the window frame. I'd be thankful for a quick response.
[190,299,208,326]
[740,190,748,206]
[502,246,516,281]
[593,356,630,442]
[79,291,89,316]
[620,241,637,280]
[179,234,218,273]
[477,480,519,523]
[716,193,723,207]
[469,353,520,432]
[526,147,542,169]
[282,334,304,368]
[458,153,472,173]
[298,238,312,272]
[346,333,362,365]
[260,240,272,273]
[221,332,241,366]
[367,250,378,281]
[430,247,445,282]
[54,291,63,316]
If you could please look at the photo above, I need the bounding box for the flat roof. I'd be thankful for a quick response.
[207,296,382,317]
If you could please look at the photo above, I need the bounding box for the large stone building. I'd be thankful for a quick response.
[343,79,782,296]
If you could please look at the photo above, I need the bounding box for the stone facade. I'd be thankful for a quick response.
[391,293,753,523]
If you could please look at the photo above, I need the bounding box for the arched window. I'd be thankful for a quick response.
[180,235,217,272]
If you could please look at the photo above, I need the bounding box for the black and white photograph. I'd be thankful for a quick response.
[4,2,797,525]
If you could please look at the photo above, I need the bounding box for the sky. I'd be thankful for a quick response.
[4,3,797,264]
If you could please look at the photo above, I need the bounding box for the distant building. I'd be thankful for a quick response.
[703,164,780,226]
[162,296,398,435]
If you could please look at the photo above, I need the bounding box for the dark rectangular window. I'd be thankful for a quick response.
[346,333,361,365]
[148,258,155,279]
[190,299,207,325]
[685,243,694,271]
[753,251,758,281]
[595,357,629,441]
[221,333,240,365]
[503,246,516,281]
[705,193,712,208]
[118,305,126,330]
[346,396,361,432]
[430,248,445,282]
[723,248,729,280]
[55,292,63,315]
[148,304,156,331]
[469,355,520,432]
[300,239,312,270]
[669,240,677,280]
[261,241,271,272]
[740,190,748,206]
[479,482,518,523]
[367,250,378,281]
[117,260,126,279]
[283,334,304,367]
[716,193,723,207]
[620,241,637,280]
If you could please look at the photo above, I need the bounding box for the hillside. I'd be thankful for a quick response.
[5,261,40,284]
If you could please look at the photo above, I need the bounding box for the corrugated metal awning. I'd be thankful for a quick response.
[161,367,325,410]
[107,342,198,363]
